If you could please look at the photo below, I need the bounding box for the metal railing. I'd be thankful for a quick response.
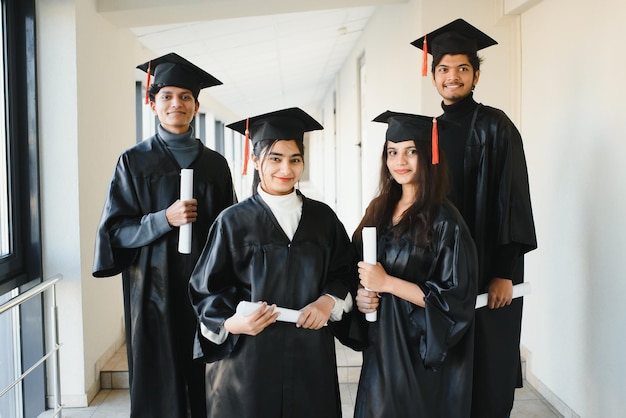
[0,274,63,417]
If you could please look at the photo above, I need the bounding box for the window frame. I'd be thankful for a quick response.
[0,0,42,294]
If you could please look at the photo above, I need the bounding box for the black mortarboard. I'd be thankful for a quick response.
[373,110,444,164]
[227,107,323,175]
[411,18,498,76]
[137,52,222,102]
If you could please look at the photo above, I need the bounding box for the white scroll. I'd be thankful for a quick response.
[475,282,532,309]
[178,168,193,254]
[236,301,302,324]
[362,227,378,322]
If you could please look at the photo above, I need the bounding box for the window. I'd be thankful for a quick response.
[0,0,41,293]
[214,119,225,155]
[0,0,45,416]
[0,38,8,257]
[196,112,206,144]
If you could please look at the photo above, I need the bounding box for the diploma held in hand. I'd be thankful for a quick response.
[362,227,377,322]
[475,282,532,309]
[236,301,305,324]
[178,169,193,254]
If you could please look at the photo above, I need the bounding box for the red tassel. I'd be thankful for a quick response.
[431,117,439,165]
[422,35,428,77]
[144,61,152,105]
[242,118,250,175]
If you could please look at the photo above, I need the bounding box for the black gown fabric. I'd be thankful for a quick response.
[189,192,356,418]
[92,134,236,418]
[439,94,537,418]
[353,202,478,418]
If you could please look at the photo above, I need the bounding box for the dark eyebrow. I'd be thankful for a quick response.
[157,88,194,95]
[436,63,471,68]
[268,151,303,158]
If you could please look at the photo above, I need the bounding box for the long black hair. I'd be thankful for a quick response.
[355,138,449,247]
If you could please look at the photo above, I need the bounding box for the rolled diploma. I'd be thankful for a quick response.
[236,301,303,324]
[475,282,532,309]
[362,227,377,322]
[178,169,193,254]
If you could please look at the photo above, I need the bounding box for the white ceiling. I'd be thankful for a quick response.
[98,0,407,118]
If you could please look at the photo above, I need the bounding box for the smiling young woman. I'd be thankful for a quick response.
[189,107,357,418]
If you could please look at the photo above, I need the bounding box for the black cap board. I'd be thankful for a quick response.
[373,110,450,164]
[227,107,323,146]
[411,18,498,57]
[137,52,222,99]
[411,19,497,76]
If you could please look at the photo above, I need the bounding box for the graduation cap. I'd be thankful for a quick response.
[373,111,445,165]
[137,52,222,103]
[227,107,323,175]
[411,18,498,76]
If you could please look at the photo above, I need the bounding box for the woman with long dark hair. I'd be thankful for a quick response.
[188,107,355,418]
[352,111,478,418]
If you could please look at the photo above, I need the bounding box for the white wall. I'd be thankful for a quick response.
[37,0,132,406]
[320,0,425,235]
[520,1,626,416]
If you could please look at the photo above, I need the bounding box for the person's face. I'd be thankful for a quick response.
[149,86,200,134]
[386,140,419,186]
[254,139,304,196]
[432,54,480,105]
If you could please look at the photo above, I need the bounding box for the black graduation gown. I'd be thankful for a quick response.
[353,202,478,418]
[188,192,356,418]
[439,95,537,418]
[92,134,236,418]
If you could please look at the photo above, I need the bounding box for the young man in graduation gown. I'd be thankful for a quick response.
[92,53,237,418]
[412,19,537,418]
[188,108,356,418]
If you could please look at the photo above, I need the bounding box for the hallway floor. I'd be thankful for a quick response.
[39,342,563,417]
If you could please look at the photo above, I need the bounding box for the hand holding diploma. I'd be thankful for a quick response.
[475,282,532,309]
[226,301,280,336]
[236,301,328,328]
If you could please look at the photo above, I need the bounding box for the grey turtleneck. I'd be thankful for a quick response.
[157,124,201,169]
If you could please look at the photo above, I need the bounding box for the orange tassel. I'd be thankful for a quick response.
[144,61,151,104]
[242,118,250,175]
[431,117,439,165]
[422,35,428,77]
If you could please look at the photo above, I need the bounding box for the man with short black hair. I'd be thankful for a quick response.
[93,52,236,418]
[413,19,537,418]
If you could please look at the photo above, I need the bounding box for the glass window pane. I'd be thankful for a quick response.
[0,37,9,257]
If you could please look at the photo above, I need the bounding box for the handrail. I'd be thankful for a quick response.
[0,274,64,417]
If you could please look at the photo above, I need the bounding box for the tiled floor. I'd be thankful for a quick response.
[39,342,563,417]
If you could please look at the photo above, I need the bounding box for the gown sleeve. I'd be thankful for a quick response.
[110,210,172,248]
[492,111,537,255]
[92,155,142,277]
[410,211,478,370]
[188,216,245,362]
